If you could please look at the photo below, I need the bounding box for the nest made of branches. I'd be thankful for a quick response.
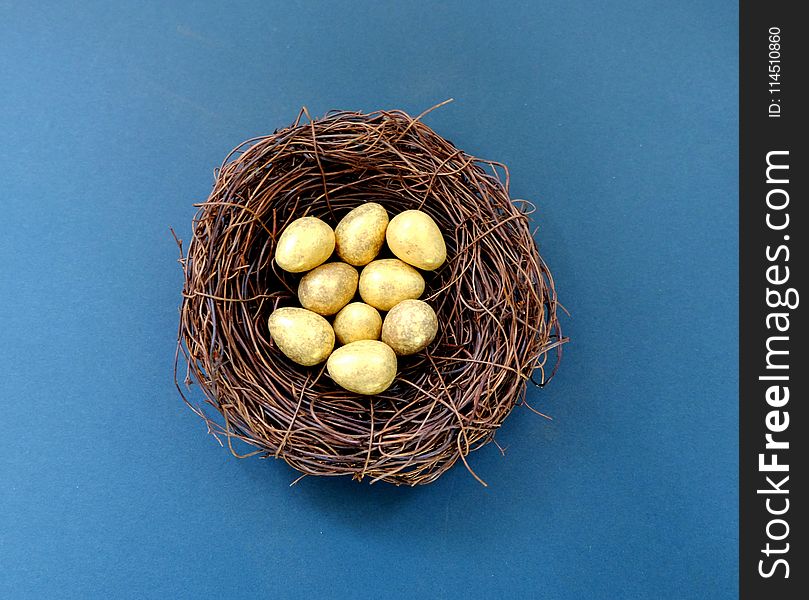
[175,105,565,486]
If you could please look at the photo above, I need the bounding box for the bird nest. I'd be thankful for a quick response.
[175,106,565,486]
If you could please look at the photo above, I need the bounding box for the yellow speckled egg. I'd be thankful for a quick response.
[358,259,425,311]
[274,216,335,273]
[333,302,382,345]
[297,262,358,316]
[385,210,446,271]
[268,307,334,366]
[381,299,438,356]
[326,340,397,395]
[335,203,389,266]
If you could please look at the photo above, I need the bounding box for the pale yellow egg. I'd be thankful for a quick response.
[381,299,438,356]
[274,216,335,273]
[333,302,383,345]
[358,258,425,311]
[297,262,358,316]
[335,203,389,266]
[385,210,446,271]
[326,340,398,395]
[268,307,334,366]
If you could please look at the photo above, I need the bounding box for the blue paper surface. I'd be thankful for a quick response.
[1,1,738,598]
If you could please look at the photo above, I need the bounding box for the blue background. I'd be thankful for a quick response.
[1,1,738,598]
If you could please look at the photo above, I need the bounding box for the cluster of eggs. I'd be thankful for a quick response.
[267,203,446,395]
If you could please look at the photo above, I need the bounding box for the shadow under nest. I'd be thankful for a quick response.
[175,106,565,486]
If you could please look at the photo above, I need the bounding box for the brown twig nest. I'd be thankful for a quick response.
[175,105,565,486]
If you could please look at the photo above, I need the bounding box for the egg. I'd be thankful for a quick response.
[268,307,334,366]
[358,258,425,311]
[381,300,438,355]
[385,210,447,271]
[297,262,358,315]
[334,203,389,266]
[274,216,335,273]
[333,302,382,345]
[326,340,397,395]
